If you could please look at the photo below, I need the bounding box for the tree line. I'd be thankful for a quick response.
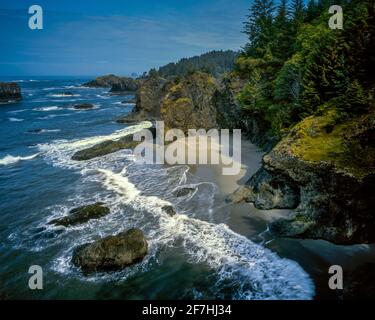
[236,0,374,137]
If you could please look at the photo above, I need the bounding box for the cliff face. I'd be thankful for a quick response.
[0,82,22,103]
[117,75,169,123]
[117,71,244,131]
[229,108,375,244]
[160,72,218,132]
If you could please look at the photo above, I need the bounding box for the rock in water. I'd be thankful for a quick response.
[161,205,176,216]
[49,202,110,227]
[0,82,22,103]
[71,134,139,161]
[172,187,196,197]
[83,74,139,92]
[72,228,148,273]
[74,103,94,110]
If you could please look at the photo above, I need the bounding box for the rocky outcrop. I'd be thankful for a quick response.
[74,103,94,110]
[212,74,244,129]
[117,72,220,133]
[110,78,139,93]
[83,74,123,88]
[0,82,22,103]
[160,72,218,132]
[49,203,110,227]
[72,134,138,161]
[72,228,148,273]
[228,108,375,244]
[117,75,169,123]
[83,74,139,93]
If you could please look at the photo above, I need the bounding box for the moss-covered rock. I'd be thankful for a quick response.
[72,228,148,273]
[230,107,375,244]
[117,75,169,123]
[49,202,110,227]
[160,72,218,132]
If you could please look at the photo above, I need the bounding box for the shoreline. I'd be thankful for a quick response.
[188,136,375,299]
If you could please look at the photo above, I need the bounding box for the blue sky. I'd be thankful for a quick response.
[0,0,251,76]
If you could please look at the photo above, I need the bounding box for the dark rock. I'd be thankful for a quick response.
[343,263,375,300]
[83,74,139,93]
[117,72,219,133]
[117,75,168,123]
[72,228,148,273]
[27,128,43,133]
[83,74,123,88]
[74,103,94,110]
[122,99,136,104]
[162,205,176,216]
[0,82,22,103]
[173,187,196,197]
[110,78,139,94]
[49,202,110,227]
[230,110,375,244]
[71,134,139,161]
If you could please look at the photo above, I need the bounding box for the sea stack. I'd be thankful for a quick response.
[0,82,22,103]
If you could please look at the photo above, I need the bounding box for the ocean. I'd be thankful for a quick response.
[0,77,373,300]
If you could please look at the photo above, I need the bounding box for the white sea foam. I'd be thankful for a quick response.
[33,123,314,299]
[8,117,24,122]
[49,94,81,98]
[0,153,39,166]
[7,109,27,114]
[38,121,153,168]
[95,168,315,300]
[33,106,63,112]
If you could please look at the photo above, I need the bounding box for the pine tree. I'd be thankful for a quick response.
[243,0,275,57]
[292,0,305,25]
[272,0,294,62]
[305,0,321,22]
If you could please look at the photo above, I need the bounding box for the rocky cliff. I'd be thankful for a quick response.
[117,71,240,131]
[117,75,169,123]
[0,82,22,103]
[83,74,139,93]
[228,108,375,244]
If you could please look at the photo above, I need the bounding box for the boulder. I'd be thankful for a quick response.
[162,205,176,216]
[49,202,110,227]
[71,134,139,161]
[173,187,196,197]
[0,82,22,103]
[72,228,148,273]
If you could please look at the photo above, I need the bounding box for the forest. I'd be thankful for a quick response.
[236,0,374,139]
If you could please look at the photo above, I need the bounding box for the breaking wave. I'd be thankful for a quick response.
[0,153,39,166]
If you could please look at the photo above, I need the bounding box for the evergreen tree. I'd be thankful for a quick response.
[243,0,275,57]
[292,0,305,25]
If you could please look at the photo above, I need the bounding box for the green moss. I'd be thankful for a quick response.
[288,108,375,179]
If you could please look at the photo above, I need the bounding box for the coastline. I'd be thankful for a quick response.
[188,136,375,299]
